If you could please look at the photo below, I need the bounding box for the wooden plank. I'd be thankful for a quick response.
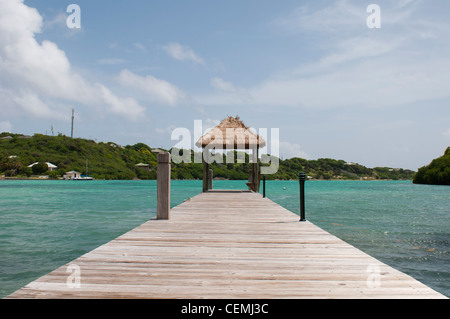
[6,191,446,299]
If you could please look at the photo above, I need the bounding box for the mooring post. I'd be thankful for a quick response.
[263,175,266,198]
[299,172,306,221]
[157,152,171,220]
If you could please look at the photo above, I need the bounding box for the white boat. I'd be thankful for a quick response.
[64,159,94,180]
[72,175,94,181]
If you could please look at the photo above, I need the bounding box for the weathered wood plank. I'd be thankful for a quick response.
[7,191,446,299]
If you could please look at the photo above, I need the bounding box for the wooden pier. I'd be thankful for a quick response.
[7,190,446,299]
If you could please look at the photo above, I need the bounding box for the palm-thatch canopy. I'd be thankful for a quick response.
[195,116,266,149]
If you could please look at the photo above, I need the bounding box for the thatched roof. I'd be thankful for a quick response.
[195,116,266,149]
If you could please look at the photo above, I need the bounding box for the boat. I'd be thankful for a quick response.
[70,159,94,180]
[72,175,94,181]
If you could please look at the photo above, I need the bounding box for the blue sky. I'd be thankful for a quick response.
[1,0,449,170]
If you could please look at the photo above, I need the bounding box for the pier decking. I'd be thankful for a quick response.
[7,191,446,299]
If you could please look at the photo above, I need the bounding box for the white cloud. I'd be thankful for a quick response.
[249,53,450,109]
[210,77,235,92]
[198,1,450,110]
[275,141,309,160]
[12,92,68,120]
[42,11,82,38]
[155,125,176,136]
[275,0,363,34]
[195,78,254,106]
[0,0,42,41]
[264,134,309,160]
[133,42,147,52]
[0,0,146,122]
[296,36,403,74]
[98,85,146,121]
[43,12,67,30]
[117,69,186,106]
[276,0,420,34]
[161,42,204,64]
[0,121,12,132]
[210,77,253,103]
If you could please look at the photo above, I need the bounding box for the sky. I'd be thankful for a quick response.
[0,0,449,170]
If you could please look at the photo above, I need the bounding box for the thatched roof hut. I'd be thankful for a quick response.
[195,116,266,149]
[196,116,264,193]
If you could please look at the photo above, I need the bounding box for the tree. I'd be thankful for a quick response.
[32,162,49,175]
[21,166,33,177]
[413,147,450,185]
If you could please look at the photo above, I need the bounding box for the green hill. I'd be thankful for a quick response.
[413,147,450,185]
[0,133,158,180]
[0,132,415,181]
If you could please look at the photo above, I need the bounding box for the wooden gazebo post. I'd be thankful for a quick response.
[253,146,260,193]
[202,160,209,192]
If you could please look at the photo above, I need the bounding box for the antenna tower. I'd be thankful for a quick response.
[71,109,74,138]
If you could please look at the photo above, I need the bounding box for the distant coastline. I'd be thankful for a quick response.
[0,176,413,182]
[1,132,416,181]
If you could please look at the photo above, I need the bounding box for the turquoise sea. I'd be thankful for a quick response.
[0,180,448,298]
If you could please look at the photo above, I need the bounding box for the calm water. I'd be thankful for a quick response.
[0,180,448,298]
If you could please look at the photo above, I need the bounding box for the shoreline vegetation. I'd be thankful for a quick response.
[413,147,450,185]
[0,132,418,181]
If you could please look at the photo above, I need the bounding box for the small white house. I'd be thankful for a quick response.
[135,163,151,171]
[28,162,58,171]
[63,171,81,180]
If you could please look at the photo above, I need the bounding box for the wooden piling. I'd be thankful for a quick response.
[157,152,170,219]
